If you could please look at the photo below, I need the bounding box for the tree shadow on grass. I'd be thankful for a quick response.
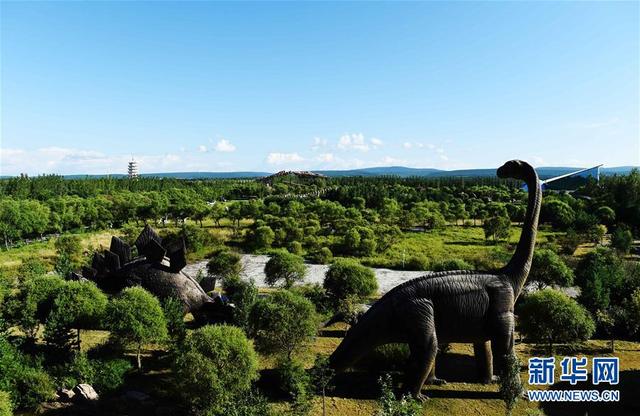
[539,370,639,416]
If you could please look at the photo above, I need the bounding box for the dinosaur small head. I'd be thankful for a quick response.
[497,159,530,180]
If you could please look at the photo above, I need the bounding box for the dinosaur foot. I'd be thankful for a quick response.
[427,377,447,386]
[413,392,430,402]
[481,375,500,384]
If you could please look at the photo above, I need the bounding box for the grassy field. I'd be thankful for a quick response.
[63,323,640,416]
[363,225,563,270]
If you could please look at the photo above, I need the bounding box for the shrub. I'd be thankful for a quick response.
[430,258,473,272]
[18,258,48,281]
[93,358,132,393]
[253,225,275,250]
[611,226,633,254]
[324,259,377,305]
[207,248,242,281]
[291,283,331,315]
[375,373,421,416]
[276,357,310,400]
[14,366,55,409]
[264,251,306,289]
[162,296,186,347]
[575,248,625,313]
[288,241,303,255]
[222,276,258,331]
[307,247,333,265]
[517,289,595,354]
[250,290,318,359]
[403,255,430,271]
[529,249,574,289]
[173,325,258,415]
[106,287,168,369]
[499,352,523,416]
[0,391,11,416]
[625,288,640,339]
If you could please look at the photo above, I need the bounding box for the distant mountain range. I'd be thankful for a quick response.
[5,165,634,180]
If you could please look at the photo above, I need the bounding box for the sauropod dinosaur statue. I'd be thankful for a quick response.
[329,160,541,399]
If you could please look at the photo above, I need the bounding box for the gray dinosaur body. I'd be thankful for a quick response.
[329,160,541,398]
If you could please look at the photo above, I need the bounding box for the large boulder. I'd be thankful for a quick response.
[73,384,99,401]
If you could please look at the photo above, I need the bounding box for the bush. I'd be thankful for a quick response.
[253,225,275,250]
[207,248,242,281]
[173,325,258,415]
[288,241,303,255]
[264,251,307,289]
[162,296,186,347]
[250,290,318,359]
[307,247,333,265]
[499,352,523,416]
[324,259,377,305]
[0,391,11,416]
[18,258,48,281]
[375,373,421,416]
[222,276,258,331]
[529,249,574,289]
[611,226,633,254]
[94,358,132,393]
[14,366,55,409]
[276,357,310,400]
[106,287,168,369]
[575,248,625,313]
[517,289,595,354]
[430,258,473,272]
[403,255,430,271]
[291,283,331,315]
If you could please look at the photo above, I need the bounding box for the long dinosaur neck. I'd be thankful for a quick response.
[502,166,541,300]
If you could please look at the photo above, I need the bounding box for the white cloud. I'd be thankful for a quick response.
[403,142,413,149]
[337,133,370,151]
[311,137,328,151]
[215,139,236,152]
[198,145,208,153]
[266,152,304,165]
[371,138,383,149]
[315,153,334,163]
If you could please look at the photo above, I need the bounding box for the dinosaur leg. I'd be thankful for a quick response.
[474,341,496,384]
[403,300,437,400]
[491,312,515,377]
[426,360,446,385]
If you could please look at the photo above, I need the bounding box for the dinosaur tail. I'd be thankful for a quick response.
[329,301,391,372]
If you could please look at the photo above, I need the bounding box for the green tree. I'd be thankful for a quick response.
[45,281,108,353]
[106,287,168,369]
[529,249,574,289]
[162,296,186,347]
[250,290,318,359]
[517,289,595,354]
[206,248,242,291]
[541,199,576,229]
[575,248,625,313]
[173,325,258,416]
[264,251,307,289]
[18,258,48,281]
[324,259,377,305]
[611,226,633,254]
[483,215,511,241]
[15,275,66,339]
[223,276,258,331]
[253,225,275,250]
[54,234,83,275]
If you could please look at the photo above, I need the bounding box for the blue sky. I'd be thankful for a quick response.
[1,1,638,175]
